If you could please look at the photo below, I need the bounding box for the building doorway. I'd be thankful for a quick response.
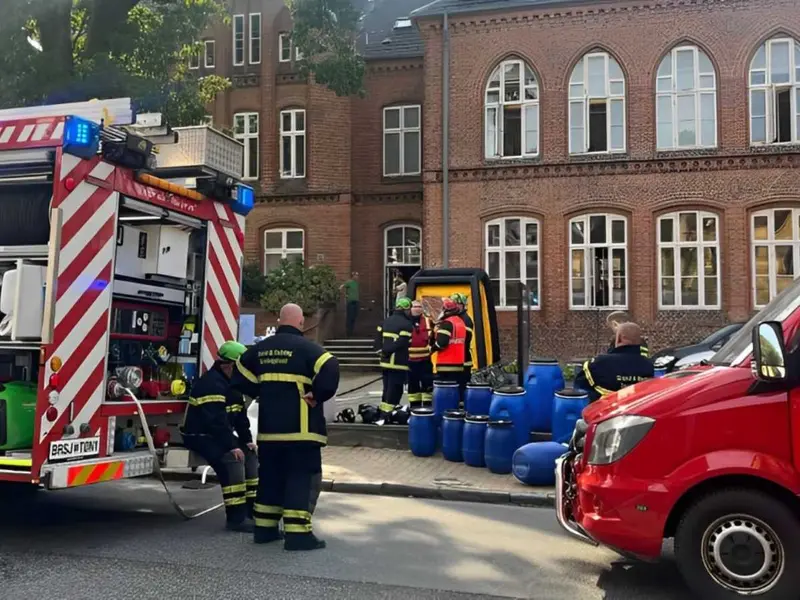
[384,225,422,314]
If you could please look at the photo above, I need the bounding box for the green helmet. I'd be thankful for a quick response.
[450,292,467,305]
[396,297,412,310]
[218,340,247,362]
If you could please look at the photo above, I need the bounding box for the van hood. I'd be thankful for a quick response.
[582,365,744,424]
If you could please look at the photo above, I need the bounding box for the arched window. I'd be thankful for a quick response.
[569,213,627,308]
[485,217,540,308]
[752,208,800,306]
[263,227,304,273]
[568,52,626,154]
[749,37,800,145]
[656,45,717,150]
[657,211,720,308]
[385,225,421,266]
[485,59,539,159]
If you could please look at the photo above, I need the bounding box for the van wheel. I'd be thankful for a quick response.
[675,489,800,599]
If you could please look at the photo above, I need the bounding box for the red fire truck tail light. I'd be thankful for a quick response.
[45,406,58,422]
[49,374,60,390]
[64,177,76,192]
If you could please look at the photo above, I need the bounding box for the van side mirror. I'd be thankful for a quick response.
[752,321,788,382]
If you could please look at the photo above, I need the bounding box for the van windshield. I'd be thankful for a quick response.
[711,277,800,366]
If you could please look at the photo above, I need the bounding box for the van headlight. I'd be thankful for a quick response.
[588,415,655,465]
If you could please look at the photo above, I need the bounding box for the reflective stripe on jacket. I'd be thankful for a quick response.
[574,345,654,402]
[434,315,467,373]
[182,364,239,450]
[409,316,432,361]
[377,310,414,371]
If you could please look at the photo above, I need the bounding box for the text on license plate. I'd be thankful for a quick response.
[49,437,101,461]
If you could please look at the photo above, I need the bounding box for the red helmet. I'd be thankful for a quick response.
[442,298,458,312]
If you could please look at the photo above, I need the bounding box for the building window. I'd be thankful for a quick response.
[656,46,717,150]
[383,105,421,176]
[385,225,422,266]
[280,109,306,179]
[749,37,800,145]
[204,40,215,69]
[658,211,720,309]
[189,46,200,70]
[485,217,540,308]
[279,33,292,62]
[485,59,539,159]
[249,13,261,65]
[752,208,800,306]
[570,214,627,309]
[264,228,304,273]
[233,112,259,180]
[569,52,626,154]
[233,14,245,66]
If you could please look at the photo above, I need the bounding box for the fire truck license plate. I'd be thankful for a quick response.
[48,437,101,461]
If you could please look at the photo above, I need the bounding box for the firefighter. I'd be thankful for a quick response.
[607,312,649,357]
[432,298,468,401]
[575,322,654,403]
[408,300,433,408]
[232,303,340,551]
[375,297,414,420]
[451,293,475,393]
[181,340,258,533]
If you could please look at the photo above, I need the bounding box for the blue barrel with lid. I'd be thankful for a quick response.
[464,383,493,416]
[512,442,568,486]
[654,367,667,378]
[525,358,565,433]
[462,415,490,467]
[552,389,590,444]
[433,380,460,425]
[489,386,530,450]
[408,408,437,457]
[442,409,466,462]
[485,419,515,474]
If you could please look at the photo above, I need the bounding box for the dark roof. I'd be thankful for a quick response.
[411,0,601,18]
[358,0,432,59]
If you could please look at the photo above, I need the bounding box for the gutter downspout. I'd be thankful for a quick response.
[441,11,450,267]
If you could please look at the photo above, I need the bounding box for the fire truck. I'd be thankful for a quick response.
[0,98,252,492]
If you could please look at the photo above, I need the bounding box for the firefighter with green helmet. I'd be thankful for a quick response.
[376,296,414,421]
[181,340,259,532]
[450,293,474,394]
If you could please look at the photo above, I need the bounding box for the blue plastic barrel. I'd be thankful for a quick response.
[442,409,466,462]
[525,358,565,433]
[485,419,515,474]
[464,383,493,416]
[433,380,460,425]
[654,367,667,378]
[462,415,490,467]
[408,408,437,457]
[552,389,590,444]
[512,442,568,486]
[489,386,530,450]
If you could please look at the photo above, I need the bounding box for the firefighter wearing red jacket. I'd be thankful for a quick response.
[432,299,468,400]
[408,300,433,407]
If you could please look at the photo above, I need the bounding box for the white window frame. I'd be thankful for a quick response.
[657,211,721,309]
[656,45,717,150]
[204,40,215,69]
[749,37,800,146]
[249,13,261,65]
[232,14,245,66]
[484,58,540,159]
[485,217,541,310]
[233,112,259,181]
[279,33,292,63]
[569,213,628,310]
[264,228,305,274]
[751,208,800,307]
[385,224,422,267]
[383,105,421,177]
[568,52,626,155]
[280,109,306,179]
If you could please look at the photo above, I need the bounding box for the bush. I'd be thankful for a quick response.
[260,259,339,315]
[242,262,268,304]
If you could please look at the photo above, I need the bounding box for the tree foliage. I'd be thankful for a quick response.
[260,259,339,316]
[0,0,230,126]
[287,0,366,97]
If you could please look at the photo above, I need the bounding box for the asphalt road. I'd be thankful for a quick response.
[0,479,692,599]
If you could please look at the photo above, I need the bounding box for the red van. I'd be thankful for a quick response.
[555,278,800,600]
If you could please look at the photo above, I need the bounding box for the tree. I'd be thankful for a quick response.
[260,259,339,316]
[0,0,230,126]
[287,0,366,97]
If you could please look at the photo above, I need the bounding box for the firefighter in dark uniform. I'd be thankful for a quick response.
[231,303,340,551]
[575,322,654,403]
[451,293,475,394]
[607,312,649,357]
[408,300,434,408]
[181,341,258,532]
[432,298,468,402]
[376,297,414,420]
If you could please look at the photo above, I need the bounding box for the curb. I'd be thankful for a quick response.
[159,470,555,508]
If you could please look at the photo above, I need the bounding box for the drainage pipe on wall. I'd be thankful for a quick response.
[441,11,450,267]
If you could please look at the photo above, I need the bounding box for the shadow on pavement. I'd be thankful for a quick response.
[595,559,689,599]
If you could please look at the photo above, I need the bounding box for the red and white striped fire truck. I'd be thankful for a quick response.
[0,99,253,491]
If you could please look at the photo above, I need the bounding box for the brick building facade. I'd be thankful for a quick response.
[203,0,800,360]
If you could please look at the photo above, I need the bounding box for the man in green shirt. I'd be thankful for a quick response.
[341,272,360,338]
